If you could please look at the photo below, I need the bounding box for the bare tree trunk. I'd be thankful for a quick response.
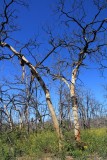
[31,71,63,148]
[70,68,80,142]
[0,110,3,131]
[13,106,23,130]
[52,69,80,141]
[19,114,23,130]
[45,88,62,139]
[68,104,72,130]
[24,105,29,133]
[1,42,63,141]
[59,84,63,126]
[4,105,13,130]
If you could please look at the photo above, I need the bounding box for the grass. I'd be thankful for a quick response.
[0,127,107,159]
[0,129,59,160]
[64,127,107,159]
[81,128,107,159]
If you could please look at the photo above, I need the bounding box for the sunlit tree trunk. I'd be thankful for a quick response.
[70,68,80,142]
[19,115,23,130]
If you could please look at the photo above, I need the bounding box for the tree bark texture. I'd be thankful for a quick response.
[70,68,80,142]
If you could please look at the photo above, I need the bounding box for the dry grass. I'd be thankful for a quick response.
[16,155,74,160]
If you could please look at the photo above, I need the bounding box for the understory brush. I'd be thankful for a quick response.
[0,129,59,160]
[0,127,107,159]
[63,127,107,159]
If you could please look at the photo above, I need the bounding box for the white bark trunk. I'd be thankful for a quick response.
[70,68,80,142]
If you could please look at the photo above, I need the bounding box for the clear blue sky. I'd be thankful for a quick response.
[0,0,107,104]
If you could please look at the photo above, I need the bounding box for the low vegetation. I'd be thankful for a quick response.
[0,127,107,160]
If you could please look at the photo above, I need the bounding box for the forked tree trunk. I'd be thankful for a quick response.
[53,68,81,141]
[70,68,80,142]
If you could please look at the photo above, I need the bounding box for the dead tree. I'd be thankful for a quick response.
[0,0,63,142]
[49,0,107,141]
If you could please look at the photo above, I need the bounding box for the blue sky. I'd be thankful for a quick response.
[0,0,107,104]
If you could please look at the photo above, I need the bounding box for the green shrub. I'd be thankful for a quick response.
[27,131,59,157]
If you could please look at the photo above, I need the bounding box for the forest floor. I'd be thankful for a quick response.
[16,154,104,160]
[16,154,106,160]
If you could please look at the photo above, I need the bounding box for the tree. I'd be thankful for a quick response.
[0,0,63,142]
[0,0,107,145]
[48,0,107,141]
[77,88,104,129]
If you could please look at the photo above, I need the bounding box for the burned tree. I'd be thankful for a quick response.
[0,0,63,142]
[49,0,107,141]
